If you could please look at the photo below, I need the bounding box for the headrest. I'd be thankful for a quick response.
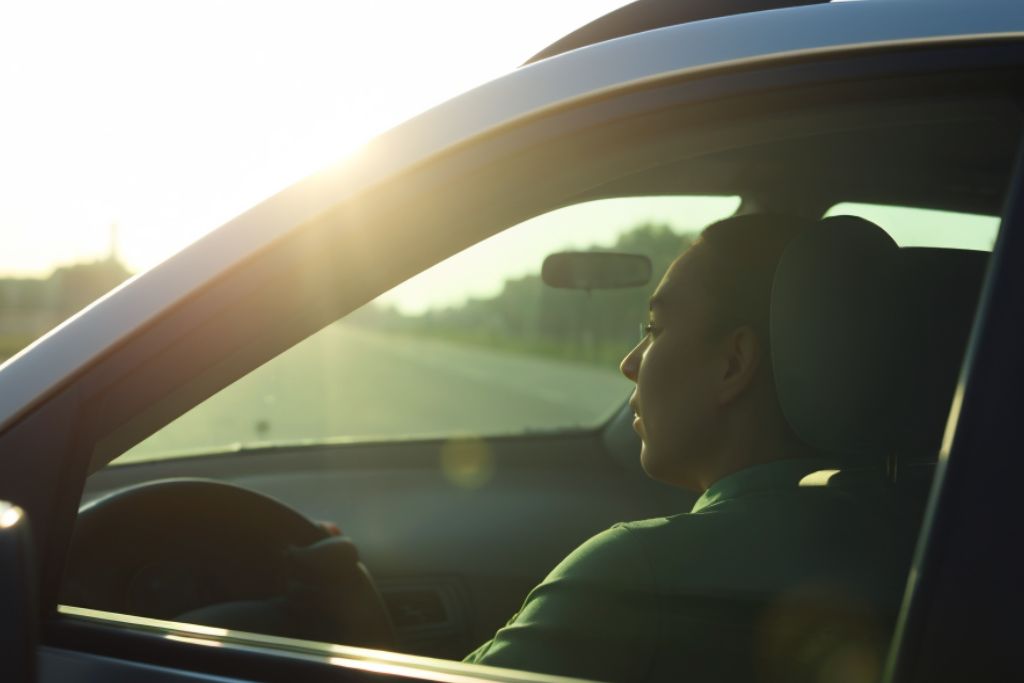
[771,216,988,463]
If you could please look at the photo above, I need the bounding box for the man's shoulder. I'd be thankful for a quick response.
[547,515,705,582]
[616,513,691,532]
[547,523,650,583]
[614,509,729,542]
[583,514,704,555]
[614,512,736,556]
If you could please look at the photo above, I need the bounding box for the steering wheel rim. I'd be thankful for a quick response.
[62,478,395,647]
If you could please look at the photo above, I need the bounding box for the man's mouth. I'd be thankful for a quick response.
[630,409,643,434]
[628,396,642,434]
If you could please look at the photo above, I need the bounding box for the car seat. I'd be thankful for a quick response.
[770,214,988,535]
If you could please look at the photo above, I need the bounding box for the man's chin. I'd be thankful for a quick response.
[640,446,699,492]
[639,446,666,481]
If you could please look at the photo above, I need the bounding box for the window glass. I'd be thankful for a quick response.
[116,196,740,464]
[825,203,999,250]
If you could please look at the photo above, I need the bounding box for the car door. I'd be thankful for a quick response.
[3,9,1023,683]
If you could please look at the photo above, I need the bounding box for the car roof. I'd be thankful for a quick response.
[1,0,1021,434]
[524,0,830,65]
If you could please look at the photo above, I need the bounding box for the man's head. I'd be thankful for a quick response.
[619,213,815,491]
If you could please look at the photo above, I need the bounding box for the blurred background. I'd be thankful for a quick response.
[0,0,632,360]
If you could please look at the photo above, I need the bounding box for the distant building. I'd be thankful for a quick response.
[0,252,131,359]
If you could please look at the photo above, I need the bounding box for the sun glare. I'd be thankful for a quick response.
[1,1,628,278]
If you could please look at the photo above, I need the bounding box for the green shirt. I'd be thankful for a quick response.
[464,459,912,682]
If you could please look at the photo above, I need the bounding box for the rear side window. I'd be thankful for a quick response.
[825,203,999,250]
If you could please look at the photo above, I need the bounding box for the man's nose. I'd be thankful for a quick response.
[620,342,642,382]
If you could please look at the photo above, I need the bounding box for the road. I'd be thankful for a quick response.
[122,323,631,462]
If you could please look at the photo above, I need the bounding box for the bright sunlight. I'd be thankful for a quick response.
[0,1,629,277]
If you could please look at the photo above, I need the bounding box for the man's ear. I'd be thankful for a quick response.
[718,325,760,405]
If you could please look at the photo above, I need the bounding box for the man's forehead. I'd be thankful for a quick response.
[651,251,699,309]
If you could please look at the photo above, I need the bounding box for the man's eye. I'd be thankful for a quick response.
[640,322,659,339]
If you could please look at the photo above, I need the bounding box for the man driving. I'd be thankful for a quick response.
[464,213,911,683]
[176,212,915,682]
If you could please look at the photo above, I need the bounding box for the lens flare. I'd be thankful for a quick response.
[440,438,495,489]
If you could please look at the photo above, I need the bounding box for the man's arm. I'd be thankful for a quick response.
[464,525,659,682]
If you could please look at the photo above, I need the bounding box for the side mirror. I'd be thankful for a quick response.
[541,252,652,290]
[0,502,36,683]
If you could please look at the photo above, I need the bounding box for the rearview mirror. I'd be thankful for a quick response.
[542,252,652,290]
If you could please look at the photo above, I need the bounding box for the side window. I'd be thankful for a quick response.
[116,196,740,464]
[825,203,1000,250]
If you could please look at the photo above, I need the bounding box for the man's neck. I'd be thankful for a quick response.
[697,405,814,491]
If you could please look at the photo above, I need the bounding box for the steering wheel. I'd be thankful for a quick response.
[61,478,396,648]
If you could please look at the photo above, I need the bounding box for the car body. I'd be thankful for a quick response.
[2,0,1024,681]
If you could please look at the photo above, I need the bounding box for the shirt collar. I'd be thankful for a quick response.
[691,458,829,513]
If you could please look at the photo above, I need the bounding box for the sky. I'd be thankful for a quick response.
[0,1,631,280]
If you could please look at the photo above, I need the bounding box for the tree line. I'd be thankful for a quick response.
[350,223,698,367]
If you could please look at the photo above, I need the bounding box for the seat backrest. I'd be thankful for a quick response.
[771,215,989,540]
[770,215,988,469]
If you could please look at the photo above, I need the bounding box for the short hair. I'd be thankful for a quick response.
[687,213,814,354]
